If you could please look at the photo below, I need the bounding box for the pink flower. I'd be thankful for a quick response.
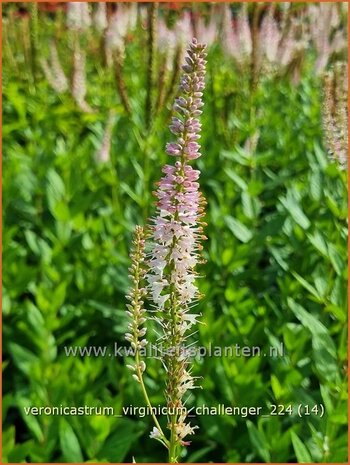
[146,38,207,448]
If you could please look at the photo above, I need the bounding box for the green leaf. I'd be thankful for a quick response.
[247,420,271,462]
[271,374,284,400]
[292,272,322,301]
[187,444,216,462]
[269,246,289,271]
[280,194,310,230]
[24,230,41,255]
[46,169,65,202]
[8,343,39,376]
[2,426,15,462]
[97,419,144,462]
[24,230,52,261]
[309,169,322,201]
[224,167,247,190]
[288,298,339,381]
[328,244,345,276]
[307,231,328,257]
[51,282,67,311]
[51,200,70,222]
[291,432,312,463]
[59,418,83,462]
[225,216,253,243]
[242,191,261,219]
[8,440,35,463]
[17,397,44,443]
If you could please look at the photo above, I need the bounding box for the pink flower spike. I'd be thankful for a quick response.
[146,38,207,451]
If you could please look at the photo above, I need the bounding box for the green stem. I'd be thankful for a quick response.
[168,287,180,463]
[135,351,169,448]
[168,435,178,463]
[142,136,151,221]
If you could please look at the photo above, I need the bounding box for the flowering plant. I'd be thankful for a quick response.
[125,38,207,463]
[322,62,348,170]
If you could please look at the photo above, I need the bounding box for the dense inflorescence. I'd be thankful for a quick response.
[146,38,207,456]
[125,225,148,378]
[125,38,207,461]
[322,62,348,170]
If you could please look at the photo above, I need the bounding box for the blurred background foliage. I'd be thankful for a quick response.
[2,2,348,463]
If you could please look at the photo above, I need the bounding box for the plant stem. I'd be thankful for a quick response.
[135,351,169,448]
[114,49,131,116]
[145,2,158,131]
[168,434,178,463]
